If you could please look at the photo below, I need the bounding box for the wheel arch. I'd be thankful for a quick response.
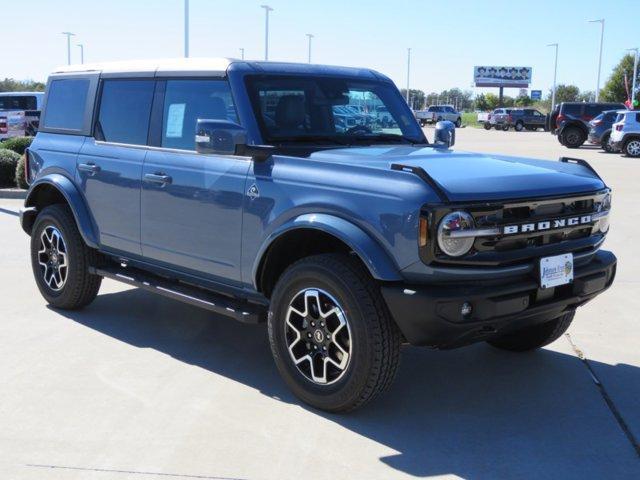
[253,214,402,297]
[23,174,99,248]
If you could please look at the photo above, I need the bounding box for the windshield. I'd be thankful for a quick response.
[245,75,425,145]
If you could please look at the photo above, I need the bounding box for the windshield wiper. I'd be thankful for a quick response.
[272,135,351,146]
[348,133,420,145]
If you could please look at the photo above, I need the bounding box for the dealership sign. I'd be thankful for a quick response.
[530,90,542,100]
[474,66,532,88]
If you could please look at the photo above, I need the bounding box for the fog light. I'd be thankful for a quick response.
[461,301,473,317]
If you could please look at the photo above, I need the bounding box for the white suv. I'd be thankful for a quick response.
[610,110,640,157]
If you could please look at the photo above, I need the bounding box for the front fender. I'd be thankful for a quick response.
[24,173,99,248]
[253,213,403,286]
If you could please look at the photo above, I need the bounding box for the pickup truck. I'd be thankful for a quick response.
[415,105,462,127]
[21,58,616,412]
[0,92,44,140]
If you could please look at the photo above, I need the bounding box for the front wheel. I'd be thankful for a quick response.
[502,124,510,131]
[624,138,640,157]
[455,117,462,128]
[30,204,102,309]
[268,254,401,412]
[483,122,492,130]
[514,121,524,132]
[487,311,574,352]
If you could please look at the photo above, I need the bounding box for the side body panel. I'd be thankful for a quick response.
[76,139,146,254]
[141,149,250,285]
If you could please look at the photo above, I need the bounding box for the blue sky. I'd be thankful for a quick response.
[3,0,638,96]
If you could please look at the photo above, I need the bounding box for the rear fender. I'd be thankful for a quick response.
[23,173,98,248]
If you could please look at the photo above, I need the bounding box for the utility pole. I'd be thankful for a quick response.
[260,5,273,60]
[77,44,84,64]
[628,48,639,107]
[547,43,559,110]
[589,19,605,101]
[184,0,189,57]
[61,32,75,65]
[239,48,245,60]
[406,48,411,105]
[306,34,314,63]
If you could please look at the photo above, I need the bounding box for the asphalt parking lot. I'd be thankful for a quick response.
[1,128,639,480]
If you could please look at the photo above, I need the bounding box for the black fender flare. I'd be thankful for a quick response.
[23,173,99,248]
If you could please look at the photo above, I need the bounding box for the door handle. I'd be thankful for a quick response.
[144,173,172,185]
[78,163,101,175]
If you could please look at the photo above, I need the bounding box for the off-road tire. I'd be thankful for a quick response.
[30,204,102,309]
[560,126,586,148]
[515,121,524,132]
[455,117,462,128]
[483,123,492,130]
[487,311,575,352]
[268,254,401,412]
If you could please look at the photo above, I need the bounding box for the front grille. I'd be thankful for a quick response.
[426,191,610,267]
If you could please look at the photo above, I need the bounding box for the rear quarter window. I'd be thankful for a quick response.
[43,78,90,131]
[562,104,582,115]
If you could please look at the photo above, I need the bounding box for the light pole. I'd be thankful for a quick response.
[406,48,411,105]
[184,0,189,57]
[628,48,639,107]
[306,34,314,63]
[589,19,605,101]
[547,43,559,110]
[239,48,245,60]
[61,32,75,65]
[77,44,84,64]
[260,5,273,60]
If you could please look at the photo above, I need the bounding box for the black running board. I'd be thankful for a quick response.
[92,265,265,324]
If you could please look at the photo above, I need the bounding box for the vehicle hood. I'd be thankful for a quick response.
[307,145,606,202]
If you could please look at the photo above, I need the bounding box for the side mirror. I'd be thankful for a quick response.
[433,120,455,148]
[195,119,274,161]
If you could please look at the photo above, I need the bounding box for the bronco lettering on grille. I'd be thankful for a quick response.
[502,215,593,235]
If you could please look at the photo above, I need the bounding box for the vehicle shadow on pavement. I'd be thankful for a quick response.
[53,288,640,479]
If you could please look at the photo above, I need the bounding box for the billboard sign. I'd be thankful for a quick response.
[530,90,542,100]
[474,66,532,88]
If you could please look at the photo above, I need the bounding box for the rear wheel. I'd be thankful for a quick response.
[624,138,640,157]
[560,126,586,148]
[601,132,613,153]
[30,204,102,309]
[483,123,492,130]
[502,124,510,131]
[487,311,574,352]
[268,254,401,412]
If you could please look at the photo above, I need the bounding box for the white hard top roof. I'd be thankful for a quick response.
[51,57,236,75]
[0,91,44,96]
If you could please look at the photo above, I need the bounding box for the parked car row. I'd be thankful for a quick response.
[548,101,640,157]
[480,108,548,131]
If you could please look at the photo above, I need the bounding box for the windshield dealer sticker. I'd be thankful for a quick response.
[166,103,186,138]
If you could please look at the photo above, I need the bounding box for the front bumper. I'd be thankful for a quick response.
[381,250,616,348]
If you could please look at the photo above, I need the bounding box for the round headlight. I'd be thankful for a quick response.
[437,211,475,257]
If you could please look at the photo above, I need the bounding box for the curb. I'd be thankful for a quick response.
[0,188,27,199]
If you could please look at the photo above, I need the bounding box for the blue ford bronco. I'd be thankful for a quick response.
[21,59,616,412]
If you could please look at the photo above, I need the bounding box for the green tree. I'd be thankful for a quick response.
[600,53,637,104]
[551,84,581,103]
[474,94,489,111]
[0,78,45,92]
[484,93,500,110]
[515,95,533,107]
[399,89,426,110]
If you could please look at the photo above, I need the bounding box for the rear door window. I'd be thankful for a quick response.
[161,79,237,151]
[585,104,605,118]
[42,78,90,130]
[96,79,155,145]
